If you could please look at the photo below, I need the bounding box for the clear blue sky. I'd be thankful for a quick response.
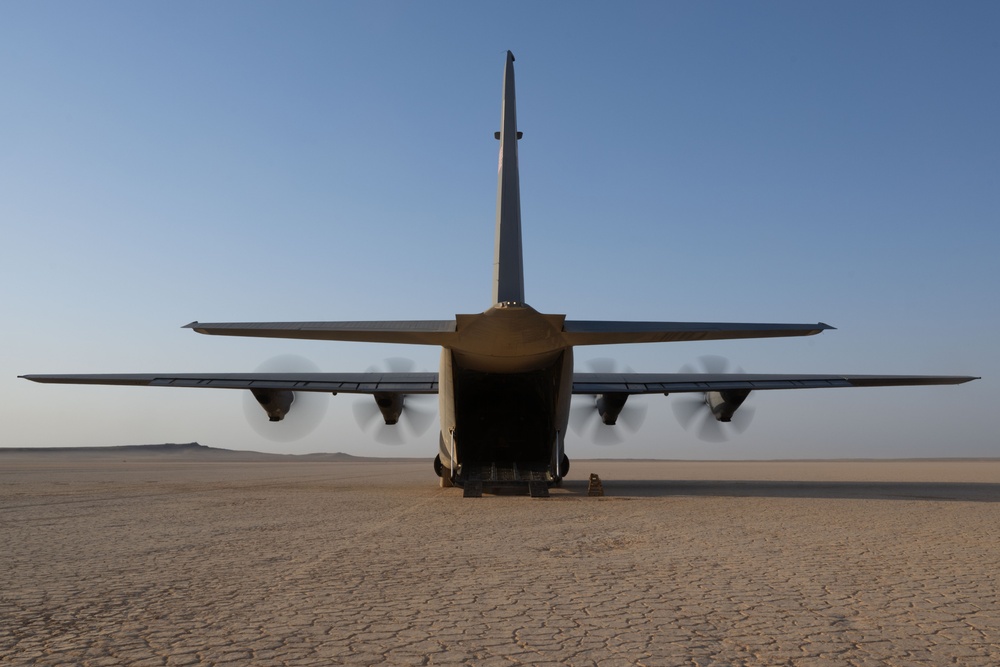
[3,1,996,459]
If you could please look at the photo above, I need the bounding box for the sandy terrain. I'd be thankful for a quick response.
[2,449,999,666]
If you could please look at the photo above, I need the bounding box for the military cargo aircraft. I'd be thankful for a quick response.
[21,52,977,497]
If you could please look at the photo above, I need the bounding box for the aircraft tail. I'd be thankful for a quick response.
[493,50,525,305]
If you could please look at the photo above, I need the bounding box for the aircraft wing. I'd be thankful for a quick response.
[19,373,439,394]
[572,373,979,394]
[562,320,834,345]
[23,371,977,395]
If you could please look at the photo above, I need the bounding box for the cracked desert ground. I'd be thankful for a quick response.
[2,451,999,666]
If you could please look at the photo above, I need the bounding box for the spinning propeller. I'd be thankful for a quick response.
[671,355,756,442]
[242,354,328,441]
[352,358,436,445]
[571,358,648,445]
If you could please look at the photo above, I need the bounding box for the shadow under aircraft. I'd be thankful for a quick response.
[21,52,978,497]
[556,479,1000,502]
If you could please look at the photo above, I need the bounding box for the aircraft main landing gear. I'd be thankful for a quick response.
[434,454,453,488]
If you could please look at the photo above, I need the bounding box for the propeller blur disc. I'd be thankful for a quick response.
[352,358,436,445]
[242,354,328,442]
[571,358,648,446]
[673,355,755,442]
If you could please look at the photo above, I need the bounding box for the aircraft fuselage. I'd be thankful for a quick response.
[436,304,573,489]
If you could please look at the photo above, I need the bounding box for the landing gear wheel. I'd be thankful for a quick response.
[434,454,454,488]
[551,454,570,487]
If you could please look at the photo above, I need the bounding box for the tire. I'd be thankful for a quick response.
[434,454,454,487]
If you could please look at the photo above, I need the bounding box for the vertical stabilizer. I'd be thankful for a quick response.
[493,50,525,305]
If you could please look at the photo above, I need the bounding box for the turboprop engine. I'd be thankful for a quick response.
[596,393,629,425]
[672,357,757,442]
[250,389,294,422]
[241,355,329,441]
[351,359,436,445]
[706,389,751,422]
[373,393,404,425]
[672,388,754,442]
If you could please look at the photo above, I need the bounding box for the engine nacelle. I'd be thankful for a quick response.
[373,392,404,425]
[596,393,629,425]
[251,389,294,422]
[706,389,751,422]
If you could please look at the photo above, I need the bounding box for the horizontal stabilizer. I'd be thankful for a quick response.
[184,320,457,346]
[563,320,834,345]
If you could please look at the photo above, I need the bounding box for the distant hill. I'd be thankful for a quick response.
[0,442,420,462]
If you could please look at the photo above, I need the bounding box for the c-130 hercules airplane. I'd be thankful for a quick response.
[22,52,977,497]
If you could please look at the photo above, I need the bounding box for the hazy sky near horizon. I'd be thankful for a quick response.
[3,1,997,460]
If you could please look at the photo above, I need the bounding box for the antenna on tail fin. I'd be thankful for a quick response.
[493,50,525,306]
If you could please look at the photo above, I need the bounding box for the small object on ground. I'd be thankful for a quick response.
[588,473,605,496]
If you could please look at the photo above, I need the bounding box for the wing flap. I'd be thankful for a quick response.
[572,373,978,394]
[20,373,440,394]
